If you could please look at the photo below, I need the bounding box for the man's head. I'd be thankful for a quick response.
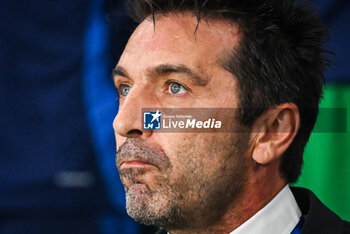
[113,0,329,232]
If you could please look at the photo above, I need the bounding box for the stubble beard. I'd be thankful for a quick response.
[123,166,185,228]
[118,134,249,230]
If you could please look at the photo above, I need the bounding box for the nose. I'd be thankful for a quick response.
[113,87,153,139]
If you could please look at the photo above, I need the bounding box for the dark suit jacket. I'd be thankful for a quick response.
[291,187,350,234]
[156,187,350,234]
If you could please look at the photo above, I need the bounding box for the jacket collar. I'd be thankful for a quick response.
[291,187,344,234]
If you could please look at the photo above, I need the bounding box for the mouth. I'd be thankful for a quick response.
[118,160,161,189]
[119,160,159,170]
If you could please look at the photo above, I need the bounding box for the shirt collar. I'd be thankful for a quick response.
[230,185,301,234]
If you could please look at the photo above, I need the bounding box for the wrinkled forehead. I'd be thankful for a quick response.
[123,13,241,61]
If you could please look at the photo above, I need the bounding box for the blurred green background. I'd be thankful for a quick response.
[295,84,350,221]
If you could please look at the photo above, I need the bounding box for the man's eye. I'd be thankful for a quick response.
[168,82,188,95]
[119,84,131,97]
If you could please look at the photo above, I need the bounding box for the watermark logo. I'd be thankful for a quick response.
[141,108,347,133]
[143,110,161,129]
[142,108,224,132]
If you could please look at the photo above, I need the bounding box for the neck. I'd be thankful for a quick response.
[169,163,286,234]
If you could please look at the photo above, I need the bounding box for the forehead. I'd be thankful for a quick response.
[119,13,240,69]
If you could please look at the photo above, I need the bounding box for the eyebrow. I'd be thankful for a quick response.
[113,64,209,86]
[113,66,129,79]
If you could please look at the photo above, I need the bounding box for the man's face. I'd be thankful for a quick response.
[114,14,249,229]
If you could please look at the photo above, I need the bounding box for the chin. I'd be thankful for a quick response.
[125,183,185,227]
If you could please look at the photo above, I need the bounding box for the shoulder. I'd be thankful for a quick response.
[291,186,350,234]
[345,222,350,234]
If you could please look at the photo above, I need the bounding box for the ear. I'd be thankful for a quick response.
[250,103,300,164]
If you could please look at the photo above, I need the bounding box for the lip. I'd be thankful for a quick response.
[119,160,158,170]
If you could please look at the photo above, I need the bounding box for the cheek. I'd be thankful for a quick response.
[161,133,220,174]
